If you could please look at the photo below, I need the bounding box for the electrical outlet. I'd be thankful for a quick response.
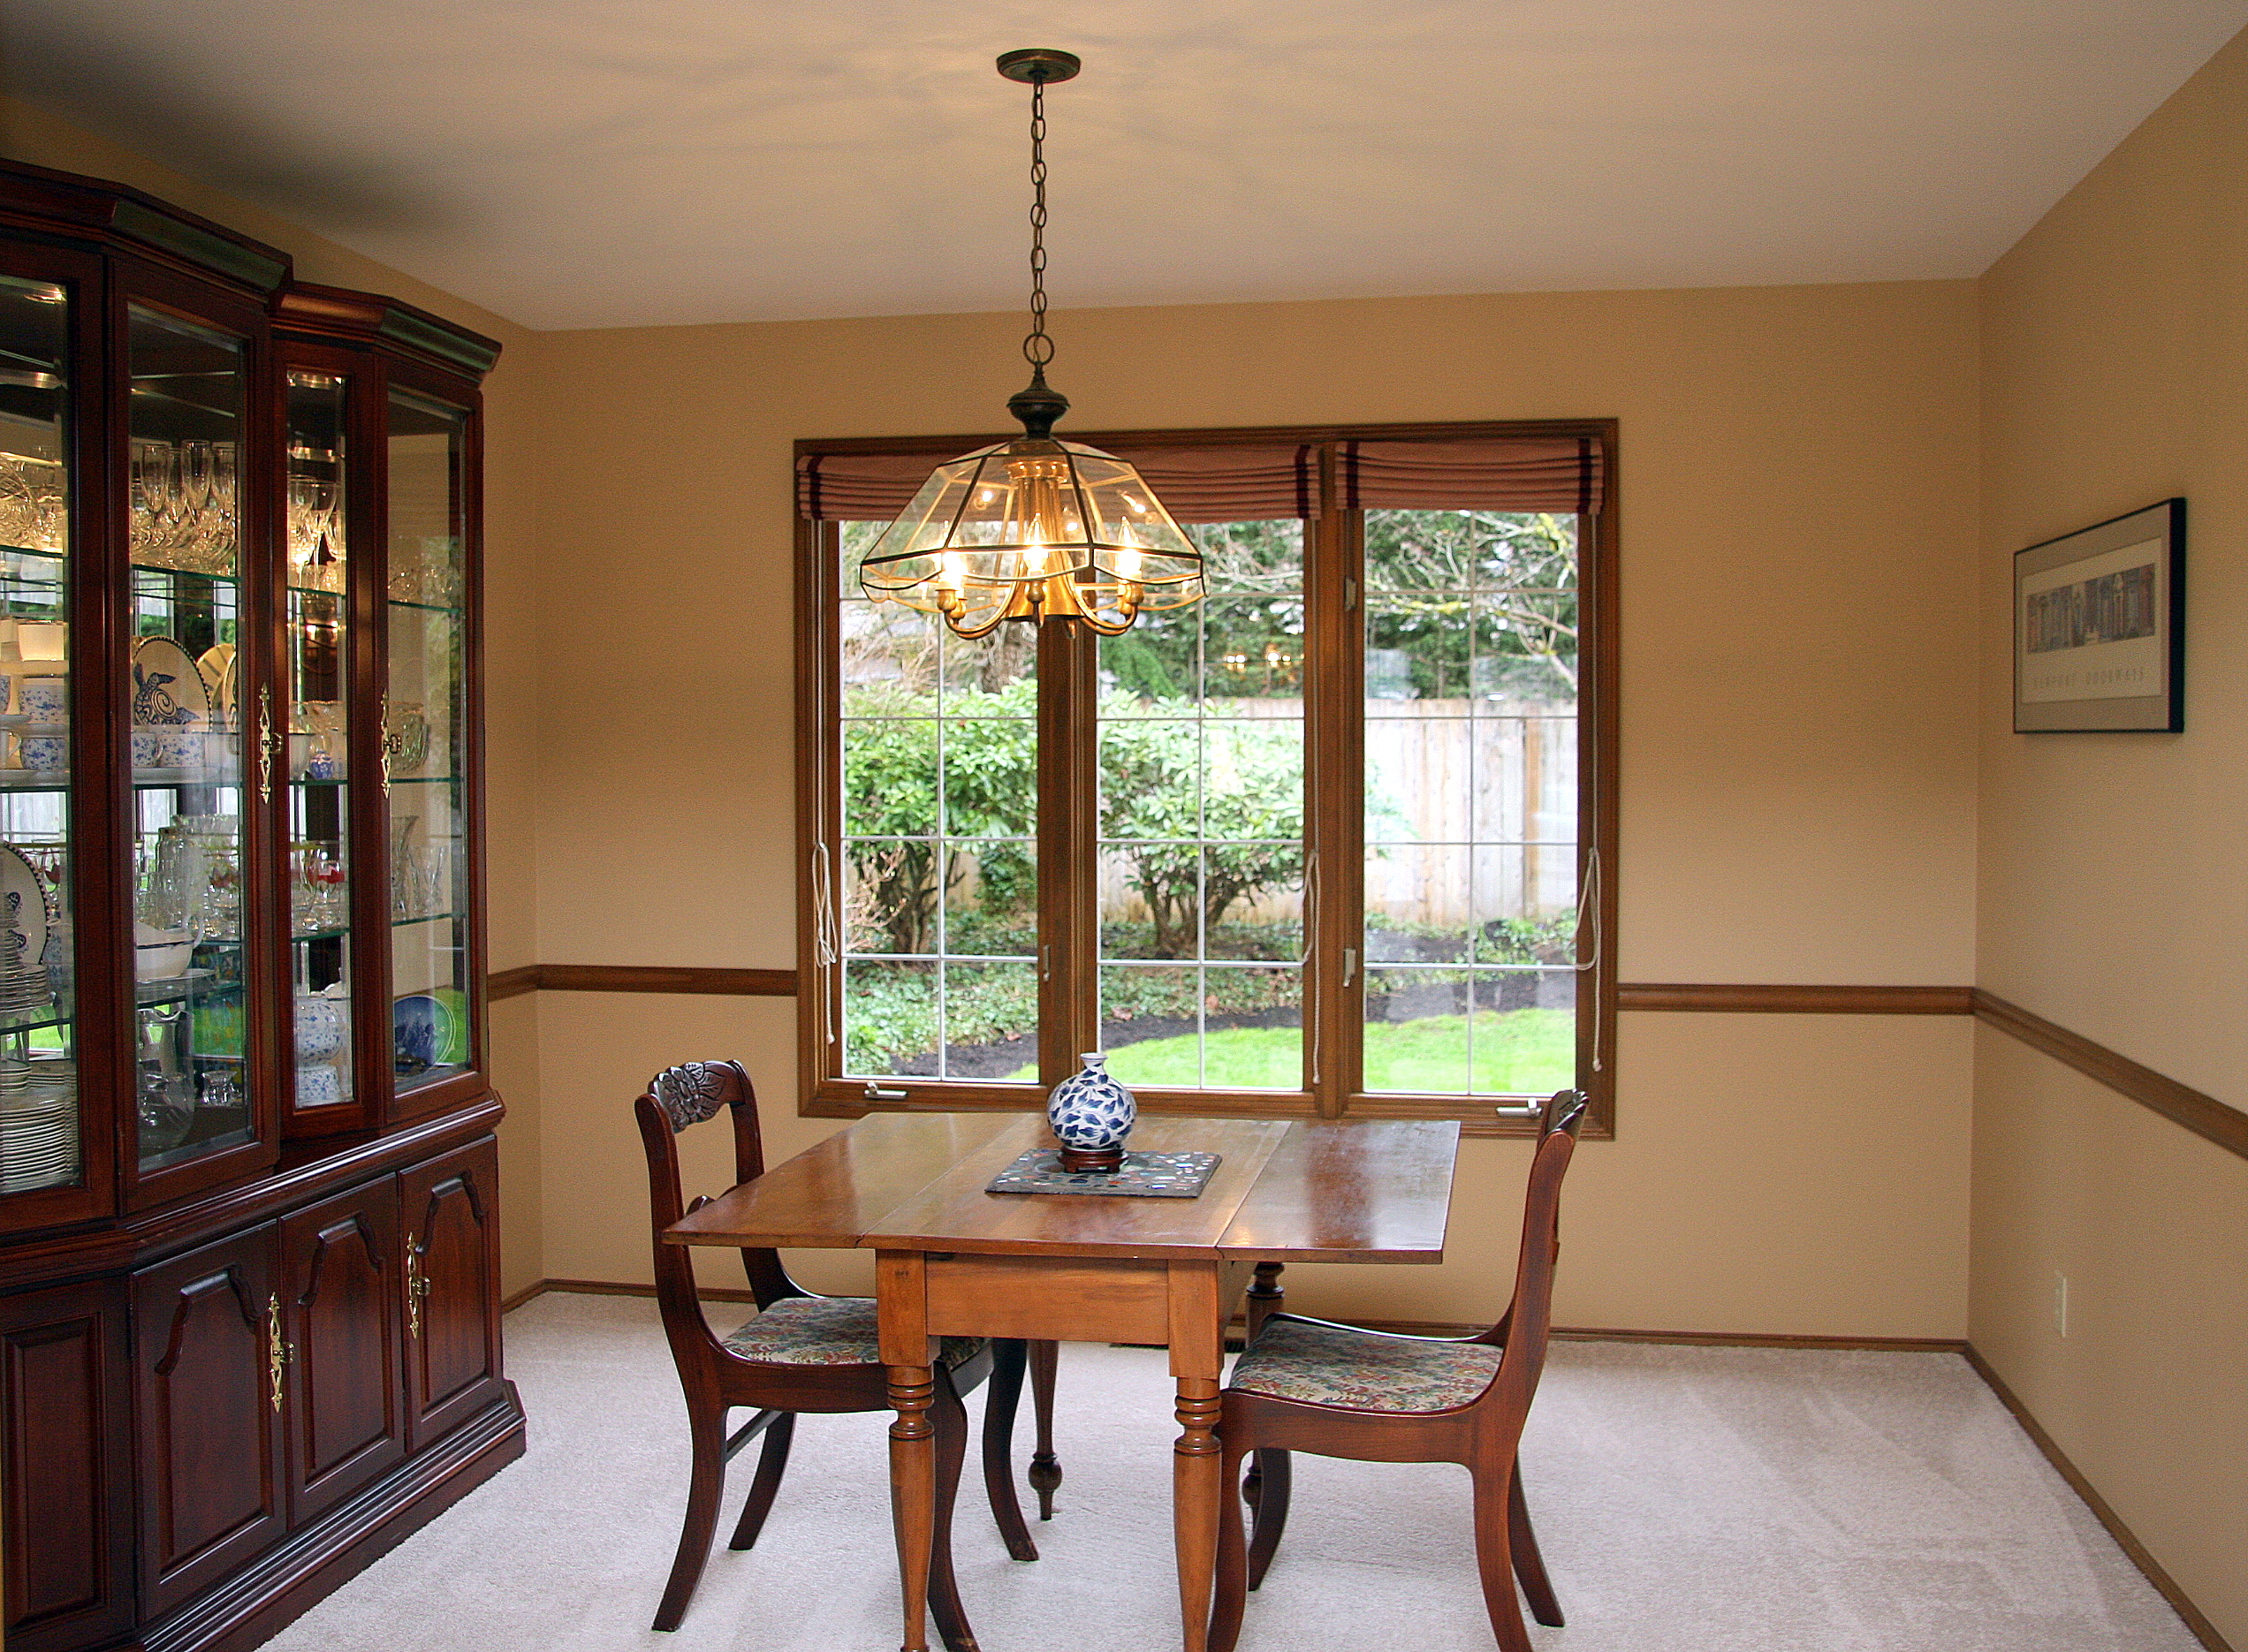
[2053,1271,2070,1338]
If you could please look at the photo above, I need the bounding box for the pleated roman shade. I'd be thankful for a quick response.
[798,431,1605,523]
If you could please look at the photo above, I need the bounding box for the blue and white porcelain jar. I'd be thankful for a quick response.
[1045,1050,1136,1171]
[294,991,347,1064]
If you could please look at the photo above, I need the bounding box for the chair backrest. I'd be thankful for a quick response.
[632,1061,796,1371]
[1478,1089,1589,1414]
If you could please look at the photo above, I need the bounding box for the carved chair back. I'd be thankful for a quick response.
[632,1060,797,1376]
[1474,1087,1587,1421]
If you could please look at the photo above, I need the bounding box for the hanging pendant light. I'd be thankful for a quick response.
[857,49,1204,639]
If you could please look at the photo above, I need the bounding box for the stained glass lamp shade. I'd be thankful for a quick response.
[856,435,1205,638]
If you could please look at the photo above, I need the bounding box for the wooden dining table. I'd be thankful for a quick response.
[665,1109,1462,1652]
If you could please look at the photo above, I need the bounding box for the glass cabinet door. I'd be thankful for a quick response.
[285,372,353,1116]
[384,389,471,1097]
[127,303,254,1173]
[0,276,80,1200]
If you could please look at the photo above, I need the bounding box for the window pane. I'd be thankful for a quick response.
[1365,511,1579,1096]
[839,525,1038,1084]
[386,389,474,1098]
[1097,521,1303,1091]
[0,276,80,1193]
[844,841,939,956]
[1364,845,1472,963]
[129,304,255,1169]
[843,959,934,1078]
[946,840,1035,958]
[286,372,354,1111]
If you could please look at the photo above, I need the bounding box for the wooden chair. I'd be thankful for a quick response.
[1209,1089,1588,1652]
[634,1060,1059,1639]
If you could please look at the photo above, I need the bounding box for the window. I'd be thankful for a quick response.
[797,423,1614,1137]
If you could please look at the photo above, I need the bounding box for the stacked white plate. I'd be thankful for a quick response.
[0,1088,77,1192]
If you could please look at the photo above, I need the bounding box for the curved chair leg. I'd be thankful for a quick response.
[1027,1338,1062,1520]
[1244,1448,1292,1590]
[1508,1457,1563,1627]
[652,1399,728,1632]
[1470,1463,1535,1652]
[928,1376,982,1652]
[1208,1440,1254,1652]
[727,1412,796,1551]
[980,1340,1039,1560]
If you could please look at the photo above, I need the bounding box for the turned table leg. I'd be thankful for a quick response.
[879,1250,938,1652]
[888,1363,938,1652]
[1245,1262,1285,1341]
[1173,1375,1223,1652]
[1169,1260,1224,1652]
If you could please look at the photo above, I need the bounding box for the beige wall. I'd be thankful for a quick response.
[0,102,550,1294]
[528,280,1983,1334]
[17,41,2248,1643]
[1976,27,2248,1648]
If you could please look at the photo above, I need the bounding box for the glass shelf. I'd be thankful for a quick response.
[289,927,350,943]
[4,970,211,1036]
[2,768,249,791]
[131,562,239,587]
[387,595,462,616]
[392,911,463,929]
[388,774,460,787]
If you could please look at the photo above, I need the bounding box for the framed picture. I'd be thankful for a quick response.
[2014,498,2184,731]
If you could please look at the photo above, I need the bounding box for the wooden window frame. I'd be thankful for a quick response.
[796,419,1617,1140]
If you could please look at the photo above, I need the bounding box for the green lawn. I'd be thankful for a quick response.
[1003,1007,1574,1094]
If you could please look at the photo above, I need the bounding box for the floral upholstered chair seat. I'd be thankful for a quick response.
[722,1294,981,1369]
[1227,1316,1502,1413]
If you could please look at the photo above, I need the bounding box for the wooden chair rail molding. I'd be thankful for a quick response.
[482,968,2247,1164]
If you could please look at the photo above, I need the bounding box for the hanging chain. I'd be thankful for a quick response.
[1022,76,1054,371]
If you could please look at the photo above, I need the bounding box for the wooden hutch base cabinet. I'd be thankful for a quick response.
[0,160,522,1651]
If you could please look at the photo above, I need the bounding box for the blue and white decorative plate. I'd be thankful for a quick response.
[131,637,209,727]
[393,993,458,1076]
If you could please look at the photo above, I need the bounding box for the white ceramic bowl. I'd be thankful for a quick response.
[133,924,193,981]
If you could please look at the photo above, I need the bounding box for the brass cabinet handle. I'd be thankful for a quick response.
[256,686,275,804]
[266,1294,292,1413]
[405,1247,429,1338]
[378,693,391,799]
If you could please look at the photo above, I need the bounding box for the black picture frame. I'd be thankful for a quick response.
[2013,498,2184,732]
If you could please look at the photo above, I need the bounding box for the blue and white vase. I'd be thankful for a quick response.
[1045,1050,1136,1171]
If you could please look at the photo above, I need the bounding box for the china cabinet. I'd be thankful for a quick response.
[0,157,520,1652]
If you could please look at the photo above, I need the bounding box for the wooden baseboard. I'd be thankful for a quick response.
[508,1284,1963,1352]
[508,1276,763,1311]
[1963,1348,2233,1652]
[1556,1325,1967,1352]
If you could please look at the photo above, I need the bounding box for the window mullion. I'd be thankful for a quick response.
[1035,618,1099,1086]
[1305,469,1363,1117]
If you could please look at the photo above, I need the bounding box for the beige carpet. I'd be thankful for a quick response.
[262,1292,2199,1652]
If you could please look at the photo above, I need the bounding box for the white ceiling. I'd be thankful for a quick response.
[5,0,2245,330]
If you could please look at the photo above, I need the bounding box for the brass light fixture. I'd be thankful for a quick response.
[857,49,1204,639]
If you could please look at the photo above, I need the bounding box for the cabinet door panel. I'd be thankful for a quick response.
[400,1137,503,1451]
[281,1177,404,1524]
[0,1283,133,1651]
[132,1224,285,1616]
